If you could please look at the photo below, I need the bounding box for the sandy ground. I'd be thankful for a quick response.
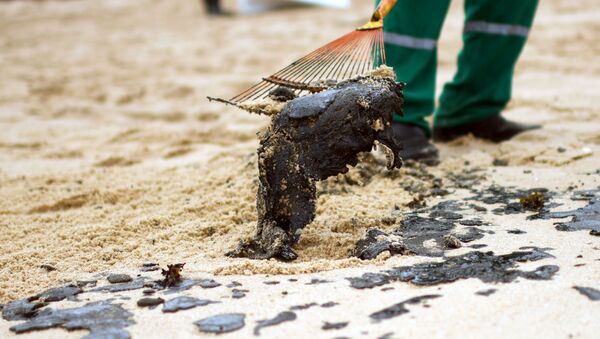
[0,0,599,338]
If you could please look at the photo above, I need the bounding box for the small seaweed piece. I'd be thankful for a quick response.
[519,191,545,211]
[161,263,185,288]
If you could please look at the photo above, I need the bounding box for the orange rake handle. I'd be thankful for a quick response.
[357,0,397,31]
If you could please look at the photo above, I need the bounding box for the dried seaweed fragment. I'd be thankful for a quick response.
[161,263,185,288]
[520,191,545,210]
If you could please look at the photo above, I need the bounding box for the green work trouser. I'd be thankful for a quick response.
[381,0,538,136]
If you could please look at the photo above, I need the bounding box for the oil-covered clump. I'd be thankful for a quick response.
[228,75,405,261]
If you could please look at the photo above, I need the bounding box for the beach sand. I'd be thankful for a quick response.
[0,0,599,338]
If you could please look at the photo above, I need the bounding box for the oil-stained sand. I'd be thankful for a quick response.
[1,0,600,338]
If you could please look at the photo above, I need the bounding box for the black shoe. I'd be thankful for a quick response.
[433,115,541,143]
[389,123,439,166]
[205,0,232,16]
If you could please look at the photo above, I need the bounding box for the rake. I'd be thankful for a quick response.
[209,0,397,107]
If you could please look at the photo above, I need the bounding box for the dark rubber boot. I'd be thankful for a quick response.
[433,115,541,143]
[389,123,439,166]
[205,0,231,16]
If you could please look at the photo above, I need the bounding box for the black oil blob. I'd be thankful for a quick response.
[354,229,411,260]
[232,289,249,299]
[160,279,221,295]
[137,297,164,308]
[466,186,553,215]
[306,278,332,285]
[348,248,557,289]
[369,295,440,321]
[91,277,146,293]
[475,288,497,296]
[536,196,600,236]
[355,201,487,259]
[2,299,48,321]
[162,296,218,313]
[289,302,318,311]
[573,286,600,301]
[322,321,348,330]
[321,301,339,308]
[36,285,82,302]
[107,273,132,284]
[227,78,405,261]
[254,311,297,336]
[195,313,245,334]
[9,300,134,338]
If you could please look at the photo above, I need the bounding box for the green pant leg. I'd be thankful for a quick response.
[434,0,539,128]
[381,0,451,136]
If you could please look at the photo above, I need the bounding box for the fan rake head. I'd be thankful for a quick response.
[208,0,397,108]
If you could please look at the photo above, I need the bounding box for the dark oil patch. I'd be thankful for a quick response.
[253,311,297,336]
[466,186,554,216]
[137,297,164,308]
[306,278,332,285]
[9,300,134,338]
[36,285,82,303]
[475,288,497,296]
[354,200,489,259]
[370,295,440,321]
[227,78,405,260]
[534,195,600,236]
[322,321,348,330]
[289,302,319,311]
[91,277,146,293]
[2,299,48,321]
[573,286,600,301]
[232,289,249,299]
[162,296,218,313]
[348,248,557,289]
[195,313,245,334]
[321,301,339,308]
[107,273,132,284]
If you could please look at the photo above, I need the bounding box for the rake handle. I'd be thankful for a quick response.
[357,0,397,31]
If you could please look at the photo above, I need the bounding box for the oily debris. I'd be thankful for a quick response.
[369,295,440,321]
[322,321,349,330]
[572,286,600,301]
[91,278,146,293]
[353,229,411,260]
[536,194,600,236]
[475,288,498,296]
[2,298,48,321]
[36,285,82,303]
[161,263,185,288]
[137,297,164,308]
[227,76,405,261]
[107,273,132,284]
[194,313,246,334]
[9,300,135,338]
[162,296,218,313]
[352,200,487,259]
[466,186,552,215]
[231,289,248,299]
[347,248,557,289]
[253,311,297,336]
[2,284,84,321]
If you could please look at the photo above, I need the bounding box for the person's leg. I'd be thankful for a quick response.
[383,0,451,136]
[433,0,539,135]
